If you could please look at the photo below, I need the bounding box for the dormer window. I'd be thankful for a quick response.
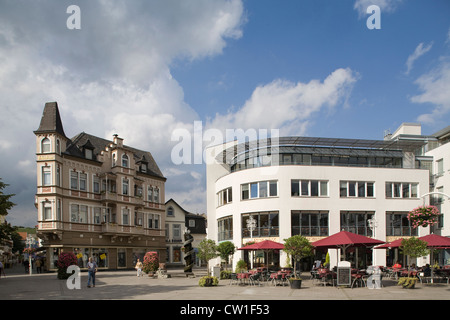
[82,139,95,160]
[85,148,93,160]
[141,163,147,173]
[42,138,51,153]
[122,154,129,168]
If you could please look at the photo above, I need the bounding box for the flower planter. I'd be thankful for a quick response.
[289,279,302,289]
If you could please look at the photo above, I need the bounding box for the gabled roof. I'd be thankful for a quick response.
[66,132,165,179]
[34,102,67,138]
[165,198,207,234]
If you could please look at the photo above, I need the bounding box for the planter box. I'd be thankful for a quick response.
[290,279,302,289]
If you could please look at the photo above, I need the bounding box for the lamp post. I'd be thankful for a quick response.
[26,236,33,275]
[418,192,450,283]
[368,217,378,238]
[246,216,257,269]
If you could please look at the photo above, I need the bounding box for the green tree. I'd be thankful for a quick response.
[283,235,314,278]
[197,239,218,276]
[400,237,429,263]
[217,241,236,270]
[0,178,15,216]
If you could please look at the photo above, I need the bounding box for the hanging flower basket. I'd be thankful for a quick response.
[23,248,36,255]
[408,205,440,228]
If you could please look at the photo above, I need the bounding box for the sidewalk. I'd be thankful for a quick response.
[1,264,449,301]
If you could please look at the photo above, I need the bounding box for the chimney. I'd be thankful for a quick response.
[113,134,123,147]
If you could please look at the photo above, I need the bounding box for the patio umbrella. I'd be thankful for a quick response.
[311,231,385,267]
[374,238,404,249]
[418,234,450,249]
[238,240,284,270]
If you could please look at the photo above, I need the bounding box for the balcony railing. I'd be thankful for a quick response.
[38,220,164,237]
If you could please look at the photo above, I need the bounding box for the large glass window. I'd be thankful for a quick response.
[92,248,108,268]
[241,211,279,238]
[291,180,328,197]
[386,212,418,236]
[70,204,88,223]
[291,211,329,236]
[217,187,232,207]
[218,216,233,241]
[385,182,418,198]
[340,181,374,198]
[340,211,374,236]
[242,181,278,200]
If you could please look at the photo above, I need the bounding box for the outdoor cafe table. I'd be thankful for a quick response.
[237,272,250,285]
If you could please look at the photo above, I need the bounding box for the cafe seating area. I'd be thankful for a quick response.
[384,265,450,284]
[229,267,294,286]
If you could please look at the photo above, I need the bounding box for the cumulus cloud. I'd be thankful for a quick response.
[405,42,433,75]
[411,60,450,125]
[206,68,358,137]
[0,0,245,225]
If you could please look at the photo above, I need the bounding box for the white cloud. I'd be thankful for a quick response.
[206,68,358,137]
[354,0,403,18]
[0,0,246,225]
[405,42,433,75]
[411,60,450,124]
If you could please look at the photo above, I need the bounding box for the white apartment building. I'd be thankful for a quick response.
[206,123,449,271]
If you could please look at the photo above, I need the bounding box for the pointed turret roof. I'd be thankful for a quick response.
[34,102,67,138]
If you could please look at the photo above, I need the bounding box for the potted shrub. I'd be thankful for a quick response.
[235,259,248,273]
[56,251,78,280]
[283,235,314,289]
[398,277,418,289]
[143,251,159,277]
[197,239,219,286]
[199,275,219,287]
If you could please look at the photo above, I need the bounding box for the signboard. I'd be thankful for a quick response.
[337,261,351,286]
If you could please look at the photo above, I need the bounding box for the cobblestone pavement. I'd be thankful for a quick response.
[1,264,449,301]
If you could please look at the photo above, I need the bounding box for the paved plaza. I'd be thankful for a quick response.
[0,264,449,301]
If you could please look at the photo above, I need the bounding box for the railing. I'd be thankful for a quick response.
[38,220,164,236]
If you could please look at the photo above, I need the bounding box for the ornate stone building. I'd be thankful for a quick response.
[34,102,166,270]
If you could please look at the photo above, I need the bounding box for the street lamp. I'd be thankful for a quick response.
[246,216,257,268]
[26,236,33,275]
[368,217,378,238]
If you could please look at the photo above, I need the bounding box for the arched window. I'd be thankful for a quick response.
[122,154,129,168]
[41,138,51,153]
[56,139,60,154]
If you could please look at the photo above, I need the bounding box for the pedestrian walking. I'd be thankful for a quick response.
[135,259,143,277]
[0,261,5,278]
[87,257,98,288]
[35,259,42,274]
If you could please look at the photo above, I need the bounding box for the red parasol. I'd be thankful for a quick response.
[238,240,284,250]
[418,234,450,249]
[311,231,384,266]
[374,238,404,249]
[238,240,284,269]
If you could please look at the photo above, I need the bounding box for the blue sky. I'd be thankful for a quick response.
[173,0,450,138]
[0,0,449,226]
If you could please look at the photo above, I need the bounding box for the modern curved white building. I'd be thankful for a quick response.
[206,124,438,271]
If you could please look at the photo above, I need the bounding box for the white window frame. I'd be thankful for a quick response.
[42,166,52,186]
[42,201,52,221]
[41,137,51,153]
